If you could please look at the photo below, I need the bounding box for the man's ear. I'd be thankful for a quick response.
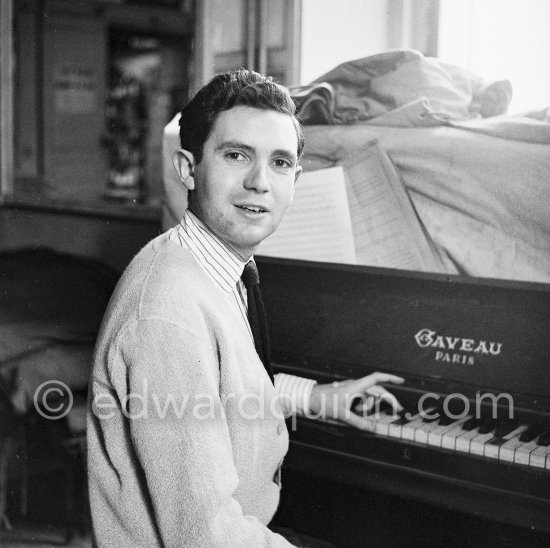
[294,165,303,184]
[172,149,196,191]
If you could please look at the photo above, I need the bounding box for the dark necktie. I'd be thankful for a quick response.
[241,261,274,384]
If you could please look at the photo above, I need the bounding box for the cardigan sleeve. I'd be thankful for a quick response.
[89,317,294,548]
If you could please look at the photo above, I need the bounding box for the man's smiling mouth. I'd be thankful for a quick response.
[236,205,268,213]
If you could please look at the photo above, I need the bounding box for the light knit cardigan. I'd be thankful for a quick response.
[87,232,295,547]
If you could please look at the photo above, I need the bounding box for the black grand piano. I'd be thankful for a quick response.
[259,257,550,546]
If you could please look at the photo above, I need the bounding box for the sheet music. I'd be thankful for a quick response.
[342,142,446,271]
[258,139,446,271]
[257,167,356,263]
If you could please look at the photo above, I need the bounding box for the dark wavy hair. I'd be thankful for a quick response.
[179,69,304,164]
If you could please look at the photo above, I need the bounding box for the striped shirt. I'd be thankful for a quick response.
[169,210,316,415]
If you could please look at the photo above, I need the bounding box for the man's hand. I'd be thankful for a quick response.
[309,373,404,431]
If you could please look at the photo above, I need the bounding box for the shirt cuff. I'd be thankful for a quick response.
[274,373,317,417]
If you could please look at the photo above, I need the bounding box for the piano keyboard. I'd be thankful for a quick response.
[365,407,550,470]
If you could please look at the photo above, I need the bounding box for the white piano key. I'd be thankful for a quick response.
[414,417,444,445]
[388,418,406,438]
[483,425,528,460]
[373,412,399,436]
[514,440,540,465]
[455,428,482,454]
[440,418,475,451]
[499,437,527,463]
[483,440,502,460]
[388,409,433,439]
[427,416,469,448]
[401,410,437,441]
[529,445,550,469]
[470,431,499,456]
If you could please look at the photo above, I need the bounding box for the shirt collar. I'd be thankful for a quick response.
[177,210,249,295]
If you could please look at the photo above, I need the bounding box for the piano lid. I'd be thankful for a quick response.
[257,257,550,413]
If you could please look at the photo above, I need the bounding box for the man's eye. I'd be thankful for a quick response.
[225,152,245,161]
[273,158,292,169]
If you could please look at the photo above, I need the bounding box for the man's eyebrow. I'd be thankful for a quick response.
[214,140,255,153]
[272,149,298,163]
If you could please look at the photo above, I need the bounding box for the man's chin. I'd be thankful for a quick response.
[233,230,275,259]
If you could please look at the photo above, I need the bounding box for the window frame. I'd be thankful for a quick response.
[0,0,14,200]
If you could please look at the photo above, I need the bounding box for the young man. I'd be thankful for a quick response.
[87,69,403,547]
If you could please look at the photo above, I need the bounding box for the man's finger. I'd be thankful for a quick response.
[352,395,375,416]
[365,387,403,413]
[342,410,376,432]
[354,372,404,391]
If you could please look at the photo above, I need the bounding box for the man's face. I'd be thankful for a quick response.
[190,106,301,260]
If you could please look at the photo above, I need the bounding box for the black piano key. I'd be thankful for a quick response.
[519,423,545,442]
[486,436,506,447]
[392,413,412,425]
[486,422,526,448]
[388,407,417,425]
[437,414,456,426]
[493,419,519,438]
[536,430,550,447]
[461,417,482,431]
[478,419,497,435]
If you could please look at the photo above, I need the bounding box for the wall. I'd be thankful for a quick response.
[300,0,440,84]
[438,0,550,112]
[300,0,390,83]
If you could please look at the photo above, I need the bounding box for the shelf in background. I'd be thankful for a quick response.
[1,190,162,223]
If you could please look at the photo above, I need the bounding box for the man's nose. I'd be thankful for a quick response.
[243,163,269,192]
